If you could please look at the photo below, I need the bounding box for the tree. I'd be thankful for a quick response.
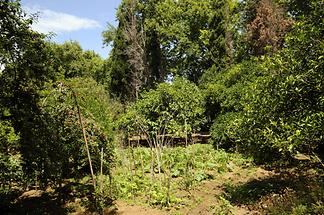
[146,0,226,82]
[202,0,323,164]
[204,59,263,147]
[38,78,117,184]
[235,0,323,162]
[124,0,148,100]
[1,1,116,194]
[102,0,134,101]
[104,0,236,102]
[47,41,105,80]
[120,77,205,177]
[0,0,55,185]
[120,77,205,146]
[245,0,293,56]
[103,0,164,101]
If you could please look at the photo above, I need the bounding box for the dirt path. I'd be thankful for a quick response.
[113,201,167,215]
[111,167,272,215]
[174,167,272,215]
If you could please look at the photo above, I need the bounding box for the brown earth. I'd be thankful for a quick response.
[111,200,168,215]
[5,166,319,215]
[109,167,274,215]
[174,167,272,215]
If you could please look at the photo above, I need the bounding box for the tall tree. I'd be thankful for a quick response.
[0,0,55,184]
[233,0,323,162]
[103,0,135,101]
[146,0,221,82]
[104,0,236,102]
[245,0,293,55]
[139,0,165,85]
[124,0,148,100]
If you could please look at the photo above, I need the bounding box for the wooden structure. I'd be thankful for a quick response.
[127,133,211,146]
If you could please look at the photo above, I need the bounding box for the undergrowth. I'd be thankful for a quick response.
[113,144,252,207]
[113,144,324,214]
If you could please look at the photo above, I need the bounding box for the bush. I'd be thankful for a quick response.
[120,77,205,146]
[21,77,118,186]
[0,121,22,189]
[203,60,263,149]
[205,1,324,164]
[237,1,324,162]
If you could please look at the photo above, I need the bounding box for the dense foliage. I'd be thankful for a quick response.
[0,1,118,211]
[1,0,53,188]
[204,59,263,148]
[238,0,324,161]
[114,144,252,206]
[47,41,105,80]
[0,0,323,213]
[203,0,323,163]
[120,77,205,146]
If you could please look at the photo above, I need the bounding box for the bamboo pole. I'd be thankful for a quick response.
[73,91,96,189]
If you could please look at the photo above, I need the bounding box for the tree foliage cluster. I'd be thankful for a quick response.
[47,41,105,81]
[204,0,323,163]
[0,1,118,209]
[104,0,237,101]
[108,0,323,164]
[120,77,205,146]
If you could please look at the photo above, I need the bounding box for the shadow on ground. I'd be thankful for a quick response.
[224,169,324,214]
[0,183,100,215]
[0,190,69,215]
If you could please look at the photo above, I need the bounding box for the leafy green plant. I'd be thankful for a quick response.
[37,77,118,211]
[235,0,324,163]
[120,77,206,146]
[0,121,22,190]
[114,144,253,207]
[203,59,263,149]
[211,196,234,215]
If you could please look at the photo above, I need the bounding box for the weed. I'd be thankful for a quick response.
[113,144,254,207]
[211,196,234,215]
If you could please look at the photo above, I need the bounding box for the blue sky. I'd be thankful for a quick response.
[21,0,122,58]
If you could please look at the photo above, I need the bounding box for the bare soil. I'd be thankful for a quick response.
[112,200,168,215]
[110,167,274,215]
[3,166,320,214]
